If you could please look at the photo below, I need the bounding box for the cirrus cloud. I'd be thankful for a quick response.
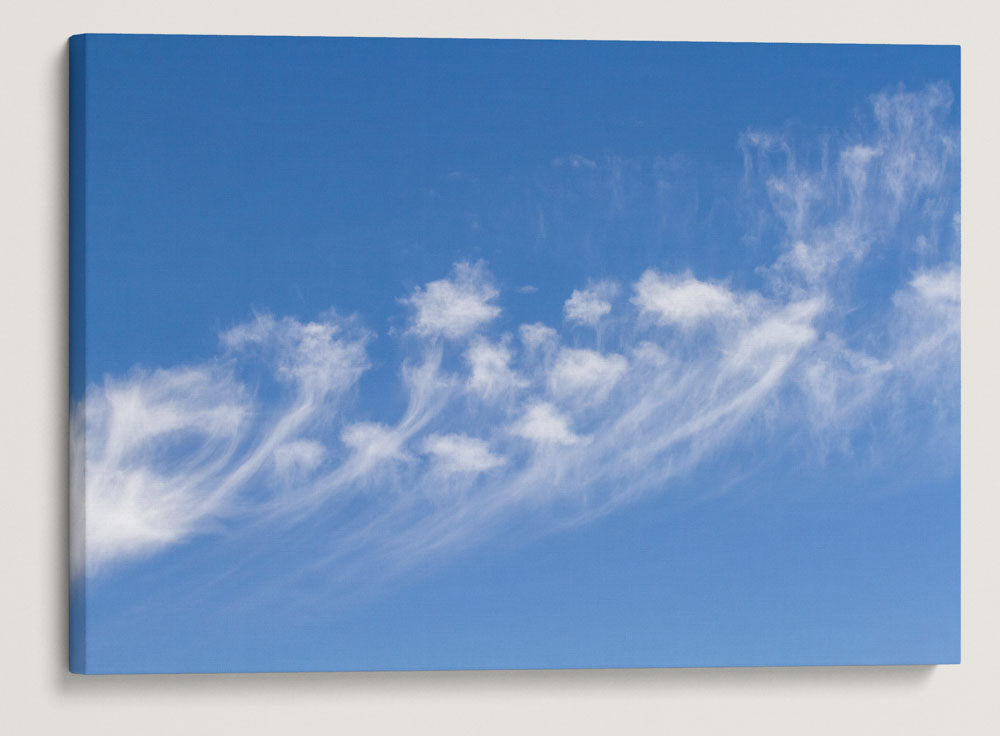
[72,83,959,590]
[403,261,501,339]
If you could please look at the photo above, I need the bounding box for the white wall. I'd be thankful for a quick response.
[2,1,998,733]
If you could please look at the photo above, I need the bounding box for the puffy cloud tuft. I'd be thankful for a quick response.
[510,402,585,446]
[548,348,628,403]
[564,281,619,326]
[422,433,507,474]
[632,271,742,327]
[404,261,501,339]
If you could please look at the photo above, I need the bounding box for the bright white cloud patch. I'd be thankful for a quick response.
[422,433,506,474]
[564,281,619,326]
[71,313,370,577]
[342,422,409,467]
[72,366,249,576]
[404,261,500,339]
[723,299,823,375]
[223,313,370,396]
[910,266,960,305]
[510,402,585,446]
[465,338,526,398]
[548,348,628,402]
[519,322,558,351]
[632,270,742,327]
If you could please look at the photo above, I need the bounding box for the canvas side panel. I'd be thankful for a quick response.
[68,33,87,675]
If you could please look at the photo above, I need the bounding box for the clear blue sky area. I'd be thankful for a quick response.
[72,35,960,672]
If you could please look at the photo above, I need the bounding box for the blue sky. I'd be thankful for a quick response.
[70,36,960,672]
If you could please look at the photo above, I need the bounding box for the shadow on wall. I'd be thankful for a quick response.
[54,39,71,688]
[58,662,936,696]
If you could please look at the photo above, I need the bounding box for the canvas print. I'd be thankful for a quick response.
[69,35,960,673]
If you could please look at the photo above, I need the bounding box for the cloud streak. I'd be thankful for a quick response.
[71,83,959,586]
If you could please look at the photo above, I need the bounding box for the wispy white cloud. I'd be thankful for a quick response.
[510,402,586,446]
[519,322,558,352]
[552,154,598,169]
[632,271,743,327]
[465,337,527,399]
[71,366,250,576]
[563,281,619,326]
[743,83,958,292]
[223,312,369,396]
[548,348,628,404]
[889,263,961,390]
[910,265,960,305]
[72,83,959,586]
[422,433,507,474]
[795,333,893,436]
[341,421,411,469]
[72,312,370,577]
[272,440,326,477]
[403,261,501,339]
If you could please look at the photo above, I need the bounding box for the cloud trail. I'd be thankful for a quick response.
[71,84,959,583]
